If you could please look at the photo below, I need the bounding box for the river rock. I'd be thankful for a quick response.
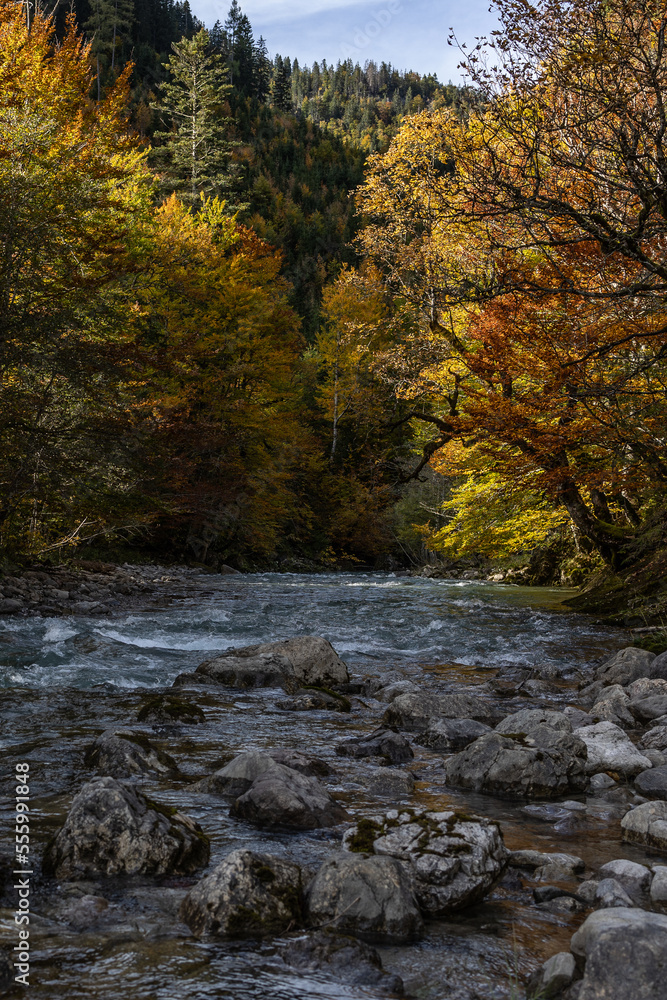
[136,695,206,724]
[621,800,667,850]
[640,725,667,751]
[277,687,351,712]
[365,768,415,798]
[527,951,577,999]
[597,859,651,905]
[383,691,494,733]
[180,849,303,937]
[570,907,667,999]
[335,728,414,764]
[277,930,404,996]
[43,777,209,877]
[576,721,652,777]
[343,807,509,915]
[84,729,180,778]
[268,749,332,777]
[495,708,573,735]
[445,727,588,800]
[195,636,348,692]
[305,854,423,943]
[650,865,667,907]
[198,751,284,797]
[416,717,491,751]
[649,650,667,680]
[595,647,656,687]
[591,686,635,727]
[230,765,348,829]
[375,680,419,703]
[630,695,667,722]
[509,849,585,880]
[594,877,635,908]
[634,764,667,799]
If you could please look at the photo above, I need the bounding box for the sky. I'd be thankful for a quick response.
[190,0,499,83]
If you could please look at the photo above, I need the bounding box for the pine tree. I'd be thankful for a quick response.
[85,0,134,99]
[254,34,271,102]
[272,54,292,111]
[152,28,234,205]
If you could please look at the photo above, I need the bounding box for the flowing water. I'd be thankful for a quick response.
[0,572,659,999]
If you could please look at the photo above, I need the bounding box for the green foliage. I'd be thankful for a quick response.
[151,28,235,205]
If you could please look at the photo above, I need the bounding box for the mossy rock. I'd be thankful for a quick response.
[137,696,206,724]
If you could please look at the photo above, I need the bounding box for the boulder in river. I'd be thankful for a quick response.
[343,807,509,915]
[136,695,206,724]
[180,849,303,937]
[84,729,180,779]
[197,751,286,797]
[230,764,348,830]
[335,728,414,764]
[276,687,351,712]
[43,777,209,878]
[383,690,495,732]
[305,853,423,943]
[570,907,667,1000]
[621,800,667,851]
[576,721,652,777]
[416,718,491,751]
[445,726,588,800]
[594,647,656,687]
[194,636,348,692]
[597,859,651,906]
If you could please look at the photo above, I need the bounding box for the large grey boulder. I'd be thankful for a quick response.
[230,765,348,829]
[305,853,422,943]
[621,800,667,850]
[576,721,652,777]
[84,729,180,779]
[495,708,572,735]
[445,727,588,800]
[509,849,584,881]
[43,777,209,878]
[595,647,656,687]
[417,718,491,751]
[195,636,348,692]
[570,907,667,999]
[180,849,303,937]
[343,807,508,915]
[335,728,414,764]
[630,695,667,722]
[383,691,494,733]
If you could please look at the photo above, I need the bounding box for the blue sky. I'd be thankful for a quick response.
[190,0,499,82]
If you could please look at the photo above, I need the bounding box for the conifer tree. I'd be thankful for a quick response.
[85,0,134,99]
[152,28,234,205]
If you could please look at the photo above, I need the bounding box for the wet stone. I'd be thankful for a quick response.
[416,717,491,751]
[621,800,667,850]
[634,764,667,799]
[230,764,348,830]
[180,849,304,937]
[84,729,181,779]
[43,777,209,878]
[335,728,414,764]
[305,853,423,944]
[195,636,349,693]
[343,807,509,915]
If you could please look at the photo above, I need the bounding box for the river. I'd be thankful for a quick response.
[0,571,656,999]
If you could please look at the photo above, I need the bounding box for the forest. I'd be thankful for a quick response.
[2,0,667,620]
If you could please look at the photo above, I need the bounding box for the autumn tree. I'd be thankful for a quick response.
[0,0,154,554]
[354,0,667,568]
